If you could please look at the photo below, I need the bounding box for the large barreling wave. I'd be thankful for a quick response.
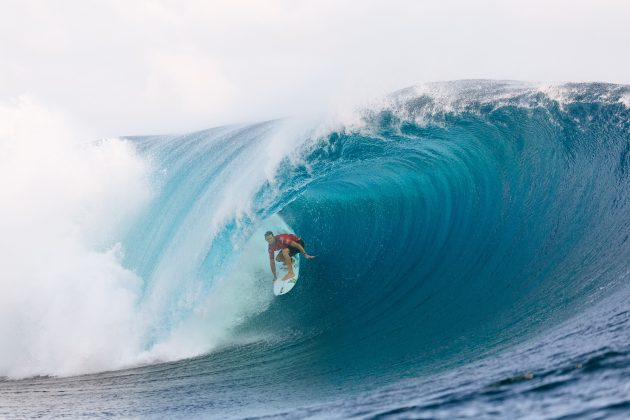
[1,80,629,418]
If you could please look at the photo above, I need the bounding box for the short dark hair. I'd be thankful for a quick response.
[264,231,274,237]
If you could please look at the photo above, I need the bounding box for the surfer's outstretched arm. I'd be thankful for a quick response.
[269,257,277,280]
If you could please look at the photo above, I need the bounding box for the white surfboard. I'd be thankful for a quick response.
[273,255,300,296]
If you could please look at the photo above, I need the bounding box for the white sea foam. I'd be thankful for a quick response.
[0,97,152,378]
[141,217,291,363]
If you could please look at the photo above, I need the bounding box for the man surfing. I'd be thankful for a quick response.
[265,231,316,281]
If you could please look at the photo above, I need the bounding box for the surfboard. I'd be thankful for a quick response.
[273,255,300,296]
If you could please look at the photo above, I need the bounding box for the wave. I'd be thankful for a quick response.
[1,81,629,382]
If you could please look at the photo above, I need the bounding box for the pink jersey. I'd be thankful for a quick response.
[268,234,301,258]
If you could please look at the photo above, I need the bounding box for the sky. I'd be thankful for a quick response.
[1,0,629,136]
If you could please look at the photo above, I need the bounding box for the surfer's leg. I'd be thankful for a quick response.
[281,248,294,280]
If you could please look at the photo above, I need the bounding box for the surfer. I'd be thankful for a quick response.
[265,231,315,281]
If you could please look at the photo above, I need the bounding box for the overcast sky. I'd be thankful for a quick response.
[1,0,629,136]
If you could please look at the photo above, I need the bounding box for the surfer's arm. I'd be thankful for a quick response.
[289,241,316,259]
[269,256,277,279]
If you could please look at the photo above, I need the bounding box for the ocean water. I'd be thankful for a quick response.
[1,80,629,418]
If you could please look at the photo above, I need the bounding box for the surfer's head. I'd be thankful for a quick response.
[264,231,275,244]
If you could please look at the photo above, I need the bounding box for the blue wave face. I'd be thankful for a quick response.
[5,81,627,418]
[121,82,630,374]
[234,82,630,381]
